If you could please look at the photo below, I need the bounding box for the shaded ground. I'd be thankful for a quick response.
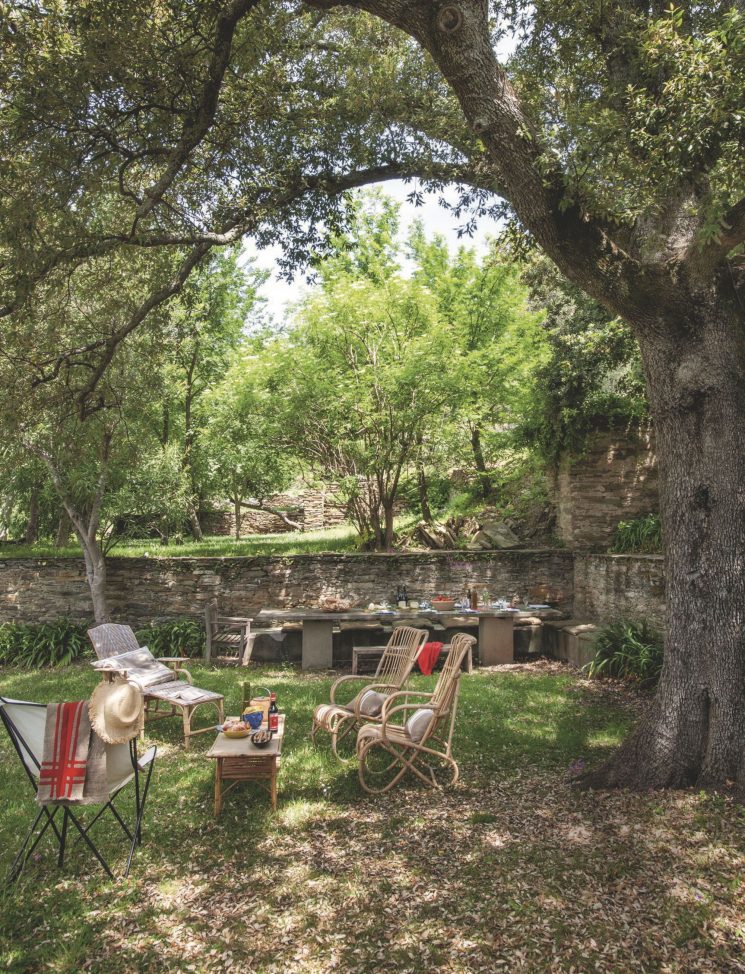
[0,662,743,973]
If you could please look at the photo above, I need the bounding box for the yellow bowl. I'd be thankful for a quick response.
[222,725,252,739]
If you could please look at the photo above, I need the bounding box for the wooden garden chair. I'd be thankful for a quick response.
[87,624,224,749]
[311,625,429,759]
[356,632,476,794]
[204,599,253,665]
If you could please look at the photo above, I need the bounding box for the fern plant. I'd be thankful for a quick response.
[609,513,662,554]
[0,618,91,668]
[584,620,664,687]
[134,619,205,658]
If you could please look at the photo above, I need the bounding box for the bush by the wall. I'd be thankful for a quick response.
[584,620,663,687]
[0,618,91,668]
[134,618,205,658]
[609,513,662,554]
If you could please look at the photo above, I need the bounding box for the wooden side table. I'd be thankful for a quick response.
[207,715,285,817]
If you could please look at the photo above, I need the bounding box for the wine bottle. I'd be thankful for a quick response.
[268,692,279,732]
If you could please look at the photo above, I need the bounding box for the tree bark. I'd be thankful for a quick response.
[417,463,432,522]
[582,286,745,790]
[78,532,110,625]
[25,485,40,544]
[55,509,71,547]
[383,499,395,550]
[469,424,491,500]
[233,496,242,540]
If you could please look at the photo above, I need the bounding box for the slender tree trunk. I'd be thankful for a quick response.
[188,505,204,540]
[417,464,432,522]
[233,495,242,540]
[470,424,491,500]
[383,499,395,550]
[55,509,71,547]
[25,485,40,544]
[78,533,110,624]
[584,291,745,790]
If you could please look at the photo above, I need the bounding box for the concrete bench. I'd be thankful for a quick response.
[542,619,598,668]
[352,642,473,675]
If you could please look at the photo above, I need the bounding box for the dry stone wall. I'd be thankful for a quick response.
[201,486,347,537]
[572,553,665,630]
[0,550,574,625]
[553,428,658,548]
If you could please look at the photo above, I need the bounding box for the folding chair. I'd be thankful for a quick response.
[0,697,156,883]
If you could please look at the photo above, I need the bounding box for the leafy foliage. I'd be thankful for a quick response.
[0,618,91,668]
[610,514,663,554]
[134,619,206,658]
[518,257,648,462]
[585,620,664,687]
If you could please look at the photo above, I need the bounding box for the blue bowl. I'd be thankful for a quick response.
[242,710,263,730]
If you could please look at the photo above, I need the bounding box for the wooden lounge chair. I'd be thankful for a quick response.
[311,625,429,759]
[87,624,224,749]
[204,599,252,665]
[356,632,476,793]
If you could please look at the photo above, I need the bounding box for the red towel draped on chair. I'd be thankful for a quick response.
[417,641,444,676]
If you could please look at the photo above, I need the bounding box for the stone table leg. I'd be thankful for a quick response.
[478,616,514,665]
[302,620,334,669]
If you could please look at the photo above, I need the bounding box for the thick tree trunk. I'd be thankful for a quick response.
[584,290,745,790]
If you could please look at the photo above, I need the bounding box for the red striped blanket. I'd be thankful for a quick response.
[37,702,104,805]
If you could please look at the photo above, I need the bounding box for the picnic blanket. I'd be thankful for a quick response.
[37,702,108,806]
[417,641,444,676]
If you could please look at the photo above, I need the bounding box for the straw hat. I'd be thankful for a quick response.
[89,679,144,745]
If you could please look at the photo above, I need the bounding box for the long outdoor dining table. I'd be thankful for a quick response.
[255,606,565,670]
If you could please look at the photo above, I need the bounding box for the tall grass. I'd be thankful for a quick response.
[609,513,662,554]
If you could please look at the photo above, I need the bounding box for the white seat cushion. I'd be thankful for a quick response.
[404,708,435,743]
[358,689,385,717]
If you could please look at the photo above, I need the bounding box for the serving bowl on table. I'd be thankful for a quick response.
[251,729,275,749]
[431,599,455,611]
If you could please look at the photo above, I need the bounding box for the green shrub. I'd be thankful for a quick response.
[134,618,205,658]
[0,618,91,668]
[610,513,662,554]
[584,620,664,687]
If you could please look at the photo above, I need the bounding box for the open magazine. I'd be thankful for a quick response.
[92,647,175,691]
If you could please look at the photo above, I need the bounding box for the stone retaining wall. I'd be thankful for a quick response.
[572,553,665,630]
[553,428,658,548]
[0,550,575,625]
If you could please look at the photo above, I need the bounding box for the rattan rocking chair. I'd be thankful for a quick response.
[311,625,429,759]
[356,632,476,793]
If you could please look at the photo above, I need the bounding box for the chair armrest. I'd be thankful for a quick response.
[175,668,194,685]
[380,690,433,721]
[216,616,253,624]
[329,674,370,704]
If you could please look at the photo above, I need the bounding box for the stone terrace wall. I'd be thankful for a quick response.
[201,487,348,537]
[553,428,658,548]
[573,553,665,630]
[0,550,575,625]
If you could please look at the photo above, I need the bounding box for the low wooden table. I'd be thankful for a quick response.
[207,715,285,817]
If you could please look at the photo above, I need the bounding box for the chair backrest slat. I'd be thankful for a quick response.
[88,623,140,660]
[431,633,476,713]
[374,625,428,689]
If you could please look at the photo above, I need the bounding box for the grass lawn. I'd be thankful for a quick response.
[0,525,363,560]
[0,662,743,973]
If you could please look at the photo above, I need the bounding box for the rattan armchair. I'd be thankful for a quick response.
[311,625,428,759]
[356,632,476,793]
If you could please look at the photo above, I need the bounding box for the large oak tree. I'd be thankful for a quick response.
[2,0,744,789]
